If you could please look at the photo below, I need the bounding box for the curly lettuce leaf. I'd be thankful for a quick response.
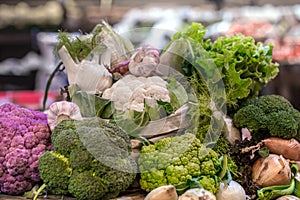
[163,22,279,112]
[208,34,279,108]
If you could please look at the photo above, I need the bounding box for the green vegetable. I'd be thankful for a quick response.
[56,21,134,66]
[38,118,137,200]
[69,84,114,118]
[207,34,279,111]
[162,22,279,144]
[295,173,300,197]
[162,25,226,144]
[38,151,72,195]
[165,22,279,111]
[257,164,298,200]
[138,133,221,194]
[233,95,300,142]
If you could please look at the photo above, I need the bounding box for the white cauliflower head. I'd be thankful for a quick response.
[102,74,170,112]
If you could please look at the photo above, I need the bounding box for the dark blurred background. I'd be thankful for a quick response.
[1,0,300,109]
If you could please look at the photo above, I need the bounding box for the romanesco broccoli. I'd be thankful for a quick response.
[138,133,221,194]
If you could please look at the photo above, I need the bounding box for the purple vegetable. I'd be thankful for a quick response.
[0,103,52,195]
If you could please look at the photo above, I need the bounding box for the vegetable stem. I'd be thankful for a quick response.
[42,62,63,111]
[218,155,228,180]
[33,183,47,200]
[257,164,298,200]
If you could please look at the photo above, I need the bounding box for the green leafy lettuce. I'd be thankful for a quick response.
[161,22,279,143]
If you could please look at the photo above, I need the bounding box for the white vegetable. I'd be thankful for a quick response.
[45,101,83,131]
[223,116,241,145]
[276,195,300,200]
[58,45,112,94]
[216,180,246,200]
[128,45,160,77]
[144,185,178,200]
[179,188,216,200]
[252,154,291,187]
[102,74,170,112]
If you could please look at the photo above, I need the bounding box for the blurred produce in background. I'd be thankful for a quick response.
[1,0,300,110]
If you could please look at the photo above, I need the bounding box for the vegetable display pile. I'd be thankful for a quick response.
[0,103,52,195]
[2,20,300,200]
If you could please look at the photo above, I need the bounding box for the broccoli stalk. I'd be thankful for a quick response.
[33,183,46,200]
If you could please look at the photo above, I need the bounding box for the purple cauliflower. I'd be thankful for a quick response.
[0,103,52,195]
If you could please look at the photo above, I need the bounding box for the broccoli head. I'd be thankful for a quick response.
[233,95,300,141]
[68,170,108,200]
[38,117,137,200]
[138,133,221,194]
[51,119,77,144]
[38,151,71,195]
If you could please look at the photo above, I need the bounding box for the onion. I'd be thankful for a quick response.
[252,154,291,187]
[179,188,216,200]
[216,180,246,200]
[276,195,300,200]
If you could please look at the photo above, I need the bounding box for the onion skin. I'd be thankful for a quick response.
[216,180,246,200]
[252,154,291,187]
[276,195,300,200]
[179,188,216,200]
[262,137,300,161]
[144,185,178,200]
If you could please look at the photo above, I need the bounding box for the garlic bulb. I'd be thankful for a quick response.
[179,188,216,200]
[58,45,112,94]
[46,101,83,131]
[252,154,291,187]
[144,185,178,200]
[128,45,160,77]
[216,180,246,200]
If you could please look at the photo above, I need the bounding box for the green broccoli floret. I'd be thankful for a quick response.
[233,104,267,133]
[69,147,94,171]
[68,170,108,200]
[233,95,300,142]
[38,151,72,195]
[38,117,137,200]
[51,119,77,143]
[138,133,221,194]
[52,129,81,157]
[198,176,219,194]
[253,95,293,114]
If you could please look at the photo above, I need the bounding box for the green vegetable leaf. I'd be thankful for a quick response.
[113,109,150,138]
[69,84,113,118]
[156,100,173,116]
[257,179,295,200]
[166,77,189,111]
[175,177,203,195]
